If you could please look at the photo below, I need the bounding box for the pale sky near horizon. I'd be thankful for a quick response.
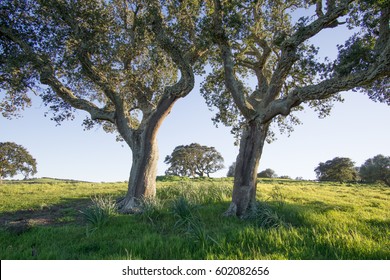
[1,7,389,182]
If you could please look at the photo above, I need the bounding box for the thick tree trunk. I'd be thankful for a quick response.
[224,121,269,217]
[118,130,159,213]
[117,95,179,213]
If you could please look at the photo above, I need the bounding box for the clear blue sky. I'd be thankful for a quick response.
[1,10,389,182]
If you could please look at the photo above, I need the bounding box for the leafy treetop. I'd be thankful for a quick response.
[315,157,358,182]
[201,0,390,140]
[359,154,390,186]
[165,143,225,177]
[257,168,277,178]
[0,0,208,141]
[0,142,37,181]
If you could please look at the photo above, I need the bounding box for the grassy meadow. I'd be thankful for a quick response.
[0,177,389,260]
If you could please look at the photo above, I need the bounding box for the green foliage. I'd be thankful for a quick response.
[0,142,37,181]
[360,154,390,186]
[257,168,277,178]
[0,178,389,259]
[0,0,206,133]
[226,161,236,177]
[315,157,359,183]
[164,143,224,177]
[201,0,389,141]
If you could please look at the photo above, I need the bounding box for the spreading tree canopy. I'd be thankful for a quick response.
[257,168,277,178]
[0,0,208,211]
[201,0,389,216]
[1,0,389,216]
[165,143,224,177]
[0,142,37,182]
[315,157,358,182]
[359,154,390,186]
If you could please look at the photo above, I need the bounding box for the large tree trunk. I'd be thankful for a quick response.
[117,95,179,213]
[224,121,269,217]
[117,130,159,213]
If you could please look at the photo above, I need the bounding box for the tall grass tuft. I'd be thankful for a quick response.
[171,196,198,229]
[139,196,163,225]
[246,201,287,229]
[171,196,220,250]
[269,185,286,209]
[80,195,117,235]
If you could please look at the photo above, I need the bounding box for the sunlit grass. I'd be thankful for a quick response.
[0,180,127,212]
[0,178,388,259]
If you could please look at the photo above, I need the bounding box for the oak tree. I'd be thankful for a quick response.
[315,157,358,182]
[0,142,37,182]
[257,168,277,178]
[202,0,390,216]
[359,154,390,186]
[0,0,207,211]
[165,143,224,177]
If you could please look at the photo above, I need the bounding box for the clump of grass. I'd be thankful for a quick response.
[80,195,117,235]
[269,186,286,209]
[187,217,219,250]
[246,201,287,229]
[139,196,163,225]
[171,196,220,250]
[171,196,198,229]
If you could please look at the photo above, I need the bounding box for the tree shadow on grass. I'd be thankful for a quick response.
[0,197,96,234]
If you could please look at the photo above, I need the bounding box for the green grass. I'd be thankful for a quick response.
[0,178,389,259]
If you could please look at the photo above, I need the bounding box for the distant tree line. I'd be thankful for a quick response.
[227,163,290,180]
[225,154,389,186]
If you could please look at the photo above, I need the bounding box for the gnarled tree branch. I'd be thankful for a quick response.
[0,25,115,123]
[211,0,257,119]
